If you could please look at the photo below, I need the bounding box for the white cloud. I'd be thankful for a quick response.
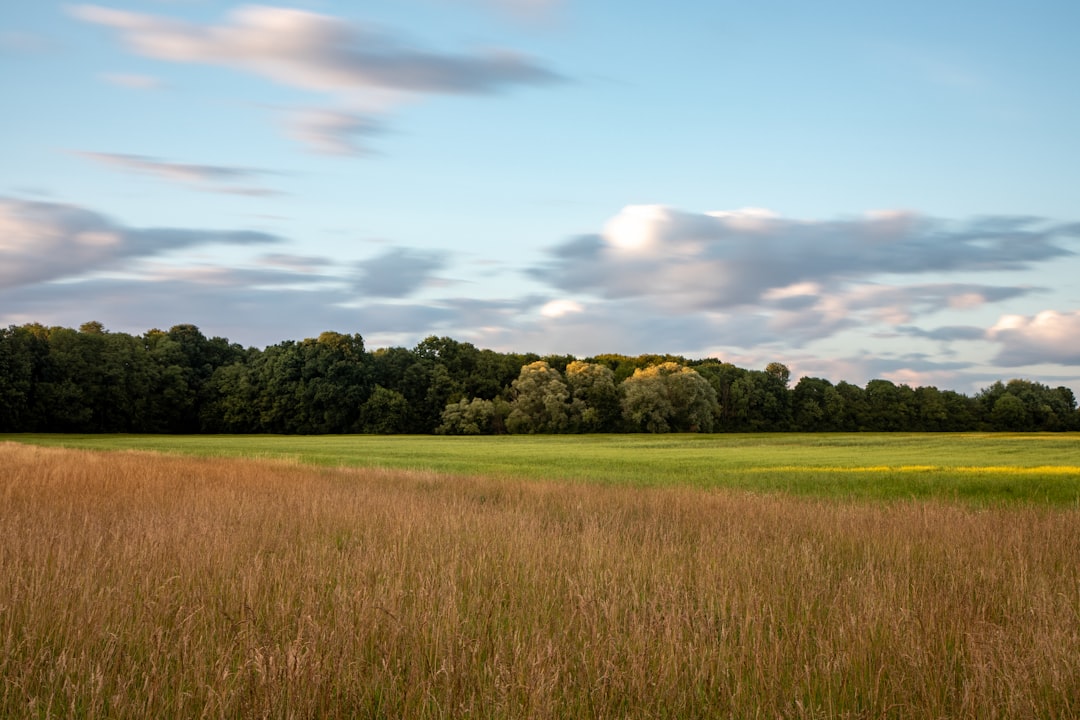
[601,204,667,253]
[988,310,1080,366]
[71,4,562,96]
[539,299,583,317]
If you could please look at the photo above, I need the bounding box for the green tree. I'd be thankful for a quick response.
[201,361,258,433]
[991,393,1028,430]
[791,376,833,431]
[695,361,746,430]
[565,360,622,432]
[728,369,792,431]
[0,325,49,431]
[863,379,914,431]
[360,385,409,434]
[620,362,718,433]
[437,397,505,435]
[833,381,868,431]
[506,361,571,433]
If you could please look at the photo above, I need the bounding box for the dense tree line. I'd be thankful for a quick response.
[1,322,1077,434]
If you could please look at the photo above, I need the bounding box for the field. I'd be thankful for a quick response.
[5,432,1080,504]
[2,435,1080,718]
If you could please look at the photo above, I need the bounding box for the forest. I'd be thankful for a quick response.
[0,321,1076,434]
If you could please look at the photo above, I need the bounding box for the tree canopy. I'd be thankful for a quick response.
[1,322,1076,435]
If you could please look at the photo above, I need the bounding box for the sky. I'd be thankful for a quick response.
[3,0,1080,396]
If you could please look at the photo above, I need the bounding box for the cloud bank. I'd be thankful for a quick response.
[530,206,1074,311]
[2,197,1077,392]
[0,197,282,289]
[71,4,563,96]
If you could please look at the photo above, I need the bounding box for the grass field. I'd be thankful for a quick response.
[2,441,1079,719]
[4,432,1080,504]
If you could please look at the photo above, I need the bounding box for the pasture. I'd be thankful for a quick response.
[5,431,1080,504]
[2,436,1079,718]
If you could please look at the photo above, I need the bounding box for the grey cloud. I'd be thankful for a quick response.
[0,197,283,289]
[840,284,1033,313]
[0,276,366,350]
[468,298,782,359]
[782,351,983,394]
[896,325,988,342]
[530,207,1076,310]
[286,110,384,156]
[350,302,459,334]
[354,248,449,297]
[764,309,860,346]
[757,283,1036,346]
[258,253,333,273]
[74,151,282,195]
[71,4,563,95]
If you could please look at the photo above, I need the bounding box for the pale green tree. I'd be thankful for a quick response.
[620,362,718,433]
[506,361,570,433]
[436,397,508,435]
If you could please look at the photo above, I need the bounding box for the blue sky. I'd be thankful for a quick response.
[3,0,1079,395]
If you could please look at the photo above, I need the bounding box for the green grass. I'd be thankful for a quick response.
[5,432,1080,504]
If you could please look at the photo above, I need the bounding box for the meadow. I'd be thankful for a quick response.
[2,436,1079,718]
[5,431,1080,504]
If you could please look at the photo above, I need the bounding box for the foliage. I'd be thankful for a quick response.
[621,362,718,432]
[565,360,622,432]
[506,361,571,433]
[0,321,1077,434]
[436,397,505,435]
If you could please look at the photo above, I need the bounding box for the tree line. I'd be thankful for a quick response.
[1,322,1077,434]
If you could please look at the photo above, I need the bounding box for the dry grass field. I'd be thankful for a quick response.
[2,442,1079,718]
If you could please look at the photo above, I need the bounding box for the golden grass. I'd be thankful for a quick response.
[2,442,1079,719]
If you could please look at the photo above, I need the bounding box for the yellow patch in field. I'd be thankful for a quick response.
[953,466,1080,475]
[758,465,1080,475]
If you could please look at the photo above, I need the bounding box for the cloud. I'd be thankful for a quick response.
[258,253,332,273]
[71,4,563,96]
[988,310,1080,366]
[760,282,1037,345]
[895,325,988,342]
[0,197,283,289]
[529,206,1075,310]
[285,109,384,155]
[354,247,449,297]
[0,274,361,348]
[540,299,583,318]
[73,151,282,195]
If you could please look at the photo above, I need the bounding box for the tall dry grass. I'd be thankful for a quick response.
[1,442,1078,719]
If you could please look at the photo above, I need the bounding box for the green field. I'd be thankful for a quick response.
[5,432,1080,504]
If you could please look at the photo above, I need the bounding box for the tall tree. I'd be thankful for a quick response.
[565,360,622,432]
[506,361,571,433]
[621,362,718,433]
